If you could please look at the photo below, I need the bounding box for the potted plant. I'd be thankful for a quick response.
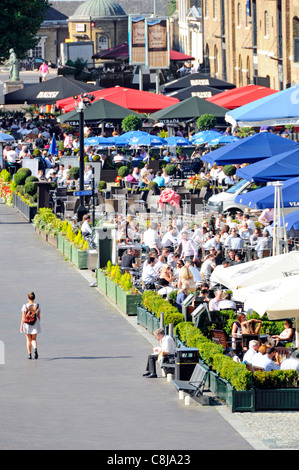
[116,272,142,316]
[71,230,89,269]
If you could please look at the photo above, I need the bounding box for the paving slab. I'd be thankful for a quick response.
[0,201,256,450]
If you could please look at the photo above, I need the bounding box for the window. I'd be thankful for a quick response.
[293,17,299,62]
[98,35,108,50]
[238,55,243,86]
[264,11,269,37]
[214,45,219,75]
[237,3,241,27]
[204,0,209,17]
[213,0,217,19]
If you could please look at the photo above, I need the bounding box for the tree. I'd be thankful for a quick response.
[197,114,217,131]
[121,115,143,132]
[0,0,50,61]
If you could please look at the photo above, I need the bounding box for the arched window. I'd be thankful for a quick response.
[214,45,219,75]
[246,56,251,84]
[237,3,242,27]
[264,11,269,37]
[293,16,299,62]
[238,55,243,86]
[98,35,108,50]
[213,0,217,19]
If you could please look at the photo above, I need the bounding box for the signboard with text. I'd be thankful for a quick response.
[145,17,169,69]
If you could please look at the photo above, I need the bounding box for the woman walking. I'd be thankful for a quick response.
[20,292,41,359]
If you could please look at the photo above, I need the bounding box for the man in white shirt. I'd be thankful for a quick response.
[243,213,255,232]
[142,256,159,288]
[208,289,223,311]
[6,147,18,163]
[280,351,299,371]
[143,222,161,254]
[242,340,259,364]
[161,225,178,249]
[143,328,176,378]
[200,254,216,282]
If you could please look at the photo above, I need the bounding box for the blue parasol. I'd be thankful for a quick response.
[129,133,166,146]
[164,136,191,146]
[84,136,114,146]
[191,130,222,145]
[48,134,58,155]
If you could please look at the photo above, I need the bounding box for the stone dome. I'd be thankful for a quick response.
[71,0,126,18]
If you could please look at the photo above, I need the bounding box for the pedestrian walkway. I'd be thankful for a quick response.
[0,201,259,450]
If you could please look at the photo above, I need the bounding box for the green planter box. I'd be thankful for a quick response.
[116,286,142,316]
[47,235,58,249]
[208,370,255,412]
[63,238,72,260]
[57,233,65,254]
[97,269,107,295]
[137,306,160,334]
[255,388,299,411]
[13,192,37,222]
[71,245,88,269]
[106,277,117,303]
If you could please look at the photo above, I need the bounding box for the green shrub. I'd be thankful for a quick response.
[121,114,143,132]
[118,166,130,178]
[97,180,107,191]
[69,167,79,180]
[25,176,39,184]
[14,168,32,186]
[164,164,176,176]
[253,370,298,389]
[24,181,37,196]
[197,114,217,131]
[223,165,236,176]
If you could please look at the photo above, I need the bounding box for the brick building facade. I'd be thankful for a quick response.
[201,0,299,89]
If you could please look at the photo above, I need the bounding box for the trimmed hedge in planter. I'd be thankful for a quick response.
[13,192,37,222]
[116,285,142,316]
[71,245,88,269]
[97,269,107,295]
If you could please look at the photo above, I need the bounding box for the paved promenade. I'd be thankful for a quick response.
[0,200,297,451]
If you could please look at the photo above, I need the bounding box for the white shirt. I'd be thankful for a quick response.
[161,231,178,248]
[209,297,221,311]
[142,264,158,284]
[218,299,236,310]
[243,348,257,364]
[251,352,266,368]
[143,229,161,250]
[280,358,299,371]
[259,355,280,372]
[200,258,215,280]
[160,335,176,355]
[81,220,92,236]
[6,150,18,163]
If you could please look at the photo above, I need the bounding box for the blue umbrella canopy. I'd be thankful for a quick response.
[226,85,299,127]
[84,136,114,146]
[164,136,191,146]
[191,130,222,145]
[202,132,298,165]
[48,134,58,155]
[282,209,299,237]
[129,133,166,146]
[234,176,299,209]
[112,131,148,146]
[0,132,14,142]
[236,146,299,182]
[209,135,240,146]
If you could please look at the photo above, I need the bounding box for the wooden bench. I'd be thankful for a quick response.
[171,363,208,397]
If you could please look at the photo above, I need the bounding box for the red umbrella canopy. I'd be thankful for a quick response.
[56,86,180,114]
[206,84,278,110]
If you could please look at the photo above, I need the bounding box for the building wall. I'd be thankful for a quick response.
[202,0,299,89]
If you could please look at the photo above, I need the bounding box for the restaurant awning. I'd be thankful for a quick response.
[206,84,278,110]
[92,43,195,61]
[4,76,101,105]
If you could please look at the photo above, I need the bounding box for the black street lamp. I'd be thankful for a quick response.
[75,93,95,221]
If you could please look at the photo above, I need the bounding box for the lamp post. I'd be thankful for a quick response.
[75,93,95,221]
